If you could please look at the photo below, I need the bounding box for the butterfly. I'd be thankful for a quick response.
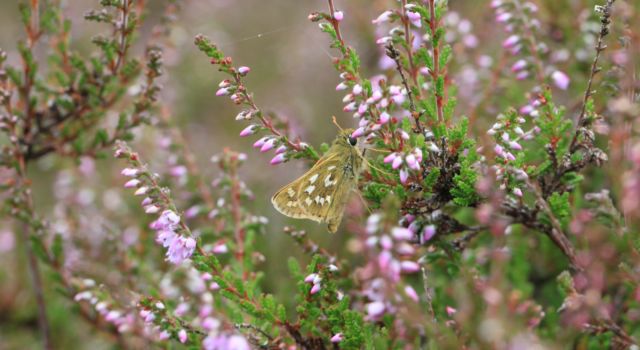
[271,127,365,233]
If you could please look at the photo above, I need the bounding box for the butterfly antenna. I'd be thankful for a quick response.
[332,116,344,132]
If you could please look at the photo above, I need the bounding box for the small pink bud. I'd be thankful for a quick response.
[511,59,527,72]
[551,70,570,90]
[237,66,250,75]
[352,84,363,95]
[310,283,322,295]
[141,197,152,206]
[392,156,403,169]
[239,124,257,137]
[343,102,357,112]
[379,111,390,124]
[331,333,343,343]
[384,152,397,164]
[124,179,140,188]
[333,11,344,21]
[392,227,413,240]
[260,138,276,152]
[400,260,420,273]
[513,187,523,197]
[134,186,148,196]
[516,71,529,80]
[509,141,522,150]
[216,87,230,96]
[336,82,348,91]
[178,329,187,343]
[144,205,160,214]
[270,153,286,165]
[218,79,231,88]
[405,286,419,302]
[372,10,392,24]
[351,127,365,138]
[406,154,420,171]
[253,137,268,148]
[423,225,436,241]
[502,35,519,48]
[446,306,457,316]
[304,273,317,283]
[494,144,504,157]
[399,168,409,184]
[275,145,287,154]
[121,168,138,177]
[407,11,421,27]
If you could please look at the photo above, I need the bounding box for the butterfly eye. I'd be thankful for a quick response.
[348,136,358,146]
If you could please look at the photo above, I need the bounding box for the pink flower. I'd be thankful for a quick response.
[310,283,322,295]
[239,124,257,137]
[384,152,397,164]
[406,154,420,171]
[178,329,188,343]
[551,70,570,90]
[275,145,287,154]
[446,306,457,316]
[124,179,140,188]
[494,144,504,157]
[351,127,365,138]
[405,286,419,302]
[509,141,522,150]
[400,260,420,273]
[170,165,187,177]
[166,236,196,264]
[379,111,390,124]
[331,333,344,343]
[511,59,527,72]
[336,82,348,91]
[407,11,421,27]
[502,35,519,48]
[270,153,286,165]
[333,11,344,21]
[399,168,409,184]
[392,227,413,240]
[304,273,317,283]
[366,301,386,318]
[144,205,160,214]
[392,156,403,169]
[260,138,276,152]
[423,225,436,241]
[121,168,138,177]
[513,187,523,197]
[372,10,393,24]
[253,137,268,148]
[215,87,230,96]
[237,66,250,75]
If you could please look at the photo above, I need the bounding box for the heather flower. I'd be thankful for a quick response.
[331,333,344,343]
[372,10,393,24]
[239,124,257,137]
[333,11,344,22]
[237,66,250,75]
[551,70,570,90]
[399,168,409,184]
[270,153,286,165]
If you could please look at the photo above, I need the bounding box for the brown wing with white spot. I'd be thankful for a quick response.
[271,154,340,223]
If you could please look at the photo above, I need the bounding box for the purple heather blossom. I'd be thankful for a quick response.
[379,111,390,124]
[392,156,403,169]
[400,260,420,273]
[336,82,348,91]
[275,145,287,154]
[551,70,570,90]
[124,179,140,188]
[502,35,520,48]
[399,168,409,184]
[513,187,523,197]
[446,306,457,316]
[260,138,276,152]
[509,141,523,150]
[366,301,386,318]
[406,154,420,171]
[134,186,148,196]
[310,283,322,295]
[166,236,196,264]
[392,227,413,240]
[331,333,344,343]
[423,225,436,241]
[253,137,268,148]
[121,168,138,177]
[239,124,257,137]
[384,152,397,164]
[353,84,363,94]
[145,205,160,214]
[270,153,286,165]
[237,66,250,75]
[407,10,421,27]
[405,286,419,302]
[333,11,344,21]
[372,10,392,24]
[511,59,527,72]
[170,165,187,177]
[178,329,187,343]
[215,87,230,96]
[351,127,365,138]
[343,102,357,112]
[494,144,505,157]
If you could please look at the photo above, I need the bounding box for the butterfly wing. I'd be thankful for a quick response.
[271,153,340,223]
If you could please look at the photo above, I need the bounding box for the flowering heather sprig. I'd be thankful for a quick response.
[115,141,197,264]
[194,35,319,164]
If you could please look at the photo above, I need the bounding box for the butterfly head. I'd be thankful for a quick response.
[334,128,358,148]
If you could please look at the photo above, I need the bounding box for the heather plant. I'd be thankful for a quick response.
[1,0,639,349]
